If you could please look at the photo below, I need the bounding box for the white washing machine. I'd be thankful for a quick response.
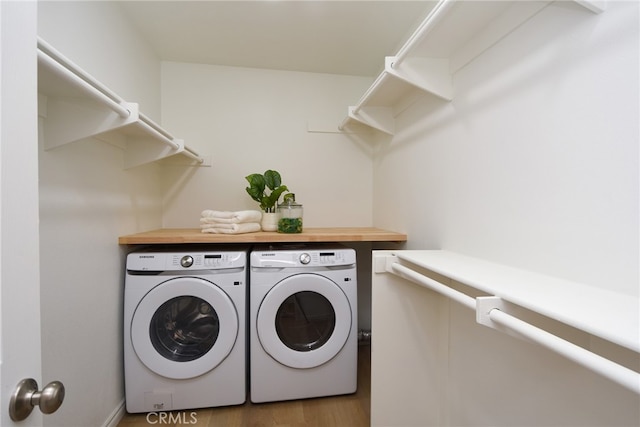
[249,246,358,403]
[124,250,247,413]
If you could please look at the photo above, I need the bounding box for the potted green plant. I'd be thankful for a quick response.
[245,169,289,231]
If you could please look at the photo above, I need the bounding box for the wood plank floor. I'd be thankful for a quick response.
[118,344,370,427]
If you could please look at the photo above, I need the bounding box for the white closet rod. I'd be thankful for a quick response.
[138,113,180,150]
[181,146,204,163]
[392,0,456,69]
[488,308,640,394]
[391,262,475,310]
[38,42,178,150]
[37,49,130,119]
[37,38,130,119]
[350,69,391,117]
[389,262,640,395]
[343,0,455,123]
[139,112,174,140]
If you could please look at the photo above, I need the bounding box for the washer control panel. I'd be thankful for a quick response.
[127,251,246,271]
[251,248,356,268]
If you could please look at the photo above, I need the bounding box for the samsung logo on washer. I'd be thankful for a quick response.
[139,255,155,259]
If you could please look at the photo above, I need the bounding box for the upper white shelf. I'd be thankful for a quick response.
[340,0,606,135]
[37,38,210,169]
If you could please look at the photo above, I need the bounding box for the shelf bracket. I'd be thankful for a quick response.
[122,138,185,170]
[40,97,136,150]
[476,296,507,328]
[386,56,453,102]
[347,106,395,135]
[477,296,536,343]
[373,252,399,274]
[161,152,212,167]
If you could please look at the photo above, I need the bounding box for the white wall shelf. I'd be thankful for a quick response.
[37,38,210,169]
[375,250,639,393]
[340,0,605,135]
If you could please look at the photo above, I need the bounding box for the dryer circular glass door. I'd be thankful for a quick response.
[131,277,238,379]
[257,273,352,369]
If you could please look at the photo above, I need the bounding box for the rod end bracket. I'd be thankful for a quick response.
[373,253,399,273]
[476,296,505,328]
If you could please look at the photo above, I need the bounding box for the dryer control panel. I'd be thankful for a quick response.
[251,248,356,268]
[127,251,246,271]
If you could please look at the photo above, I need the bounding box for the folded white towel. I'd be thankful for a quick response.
[200,222,235,230]
[200,210,262,224]
[199,217,260,226]
[201,222,261,234]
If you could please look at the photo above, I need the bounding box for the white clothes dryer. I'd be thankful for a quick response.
[249,246,357,403]
[124,250,247,413]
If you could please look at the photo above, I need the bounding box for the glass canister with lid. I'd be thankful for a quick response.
[277,193,303,233]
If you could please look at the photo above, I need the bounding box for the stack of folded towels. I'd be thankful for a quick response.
[200,210,262,234]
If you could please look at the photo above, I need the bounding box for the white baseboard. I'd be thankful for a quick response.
[102,399,126,427]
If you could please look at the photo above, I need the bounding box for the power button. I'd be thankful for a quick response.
[180,255,194,268]
[299,253,311,265]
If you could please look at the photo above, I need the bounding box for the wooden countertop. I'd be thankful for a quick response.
[118,227,407,245]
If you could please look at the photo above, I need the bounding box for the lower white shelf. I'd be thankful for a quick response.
[379,250,639,353]
[375,250,639,394]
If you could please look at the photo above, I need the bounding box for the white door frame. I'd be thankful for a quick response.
[0,1,43,426]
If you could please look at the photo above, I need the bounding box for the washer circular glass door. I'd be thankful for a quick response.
[257,273,352,369]
[131,277,238,379]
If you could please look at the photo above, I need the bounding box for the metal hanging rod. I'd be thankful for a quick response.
[350,71,391,117]
[387,260,640,395]
[37,38,130,119]
[390,262,475,310]
[38,37,207,166]
[392,0,456,69]
[487,306,640,394]
[138,113,180,150]
[37,49,130,119]
[340,0,455,128]
[180,146,205,164]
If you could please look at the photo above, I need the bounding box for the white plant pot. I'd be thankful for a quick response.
[260,212,280,231]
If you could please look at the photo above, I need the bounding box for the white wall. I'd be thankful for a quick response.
[160,62,374,228]
[373,0,639,297]
[372,2,639,426]
[159,63,376,329]
[37,2,164,426]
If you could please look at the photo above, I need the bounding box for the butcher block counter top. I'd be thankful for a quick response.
[118,227,407,245]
